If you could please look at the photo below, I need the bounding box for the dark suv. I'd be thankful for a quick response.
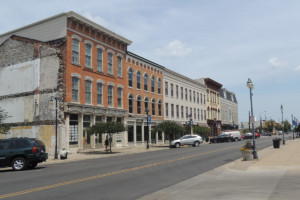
[0,137,48,171]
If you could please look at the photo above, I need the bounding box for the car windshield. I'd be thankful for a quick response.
[220,133,229,136]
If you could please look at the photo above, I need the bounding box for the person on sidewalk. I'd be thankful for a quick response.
[105,135,109,153]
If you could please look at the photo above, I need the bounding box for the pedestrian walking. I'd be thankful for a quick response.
[105,135,109,153]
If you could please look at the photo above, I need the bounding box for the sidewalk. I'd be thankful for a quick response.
[138,139,300,200]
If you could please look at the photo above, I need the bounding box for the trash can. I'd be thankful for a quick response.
[59,149,68,160]
[273,138,281,148]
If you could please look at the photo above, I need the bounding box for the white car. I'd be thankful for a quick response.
[170,134,203,148]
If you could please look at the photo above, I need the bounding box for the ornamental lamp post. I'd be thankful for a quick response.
[189,114,193,134]
[247,78,258,159]
[50,96,63,159]
[281,105,285,145]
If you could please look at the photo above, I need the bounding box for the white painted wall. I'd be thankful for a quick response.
[0,59,40,96]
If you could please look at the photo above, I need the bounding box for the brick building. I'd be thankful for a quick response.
[126,52,164,146]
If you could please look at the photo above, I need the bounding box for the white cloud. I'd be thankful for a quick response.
[294,65,300,71]
[155,40,192,57]
[268,57,285,68]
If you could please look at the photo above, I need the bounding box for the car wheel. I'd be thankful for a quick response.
[235,138,238,142]
[27,162,38,169]
[175,143,180,148]
[194,141,200,147]
[12,157,27,171]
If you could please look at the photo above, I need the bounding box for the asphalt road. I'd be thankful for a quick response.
[0,136,275,200]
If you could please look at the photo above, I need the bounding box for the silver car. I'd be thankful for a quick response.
[170,134,203,148]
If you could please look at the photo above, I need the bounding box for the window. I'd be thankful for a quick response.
[194,108,196,119]
[108,52,113,75]
[176,105,179,118]
[171,84,174,97]
[197,109,200,120]
[201,110,203,121]
[152,99,156,115]
[165,103,169,117]
[145,97,149,111]
[151,76,155,93]
[137,96,142,114]
[144,74,149,91]
[85,80,92,104]
[189,90,192,101]
[158,100,162,116]
[190,108,193,118]
[181,87,183,99]
[181,106,184,118]
[193,91,195,102]
[165,82,168,95]
[186,107,188,119]
[201,94,203,104]
[72,77,79,102]
[117,57,122,77]
[97,49,103,72]
[72,39,79,64]
[176,85,179,98]
[157,78,161,94]
[128,94,134,113]
[108,85,113,106]
[97,83,103,105]
[136,71,141,89]
[204,110,206,120]
[85,44,92,68]
[171,104,174,117]
[197,92,199,104]
[128,68,133,87]
[204,95,206,104]
[117,88,123,108]
[185,88,188,100]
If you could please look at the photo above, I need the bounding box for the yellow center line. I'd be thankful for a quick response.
[0,145,239,199]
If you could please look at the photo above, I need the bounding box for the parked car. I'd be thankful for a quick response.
[0,137,48,171]
[244,132,260,139]
[210,131,242,143]
[261,132,271,136]
[170,134,203,148]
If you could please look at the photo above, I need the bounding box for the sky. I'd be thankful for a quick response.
[1,0,299,125]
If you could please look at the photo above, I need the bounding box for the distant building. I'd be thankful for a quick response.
[220,88,238,130]
[196,78,222,136]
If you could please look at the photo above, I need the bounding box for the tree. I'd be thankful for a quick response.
[276,120,291,132]
[243,129,249,134]
[0,107,10,134]
[88,122,126,153]
[266,119,276,133]
[193,126,210,138]
[152,121,185,146]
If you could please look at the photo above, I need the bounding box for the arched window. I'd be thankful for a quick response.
[151,76,155,93]
[128,94,134,113]
[72,39,80,64]
[137,96,142,114]
[72,77,79,102]
[158,100,162,116]
[152,99,156,115]
[157,78,161,94]
[144,73,149,91]
[136,71,141,89]
[85,80,92,104]
[128,68,133,87]
[144,97,149,112]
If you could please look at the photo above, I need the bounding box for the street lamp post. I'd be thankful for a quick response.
[281,105,285,145]
[292,114,294,140]
[247,78,258,159]
[145,108,150,149]
[50,96,63,159]
[214,118,217,136]
[189,114,193,134]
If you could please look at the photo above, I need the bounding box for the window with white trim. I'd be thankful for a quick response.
[85,80,92,104]
[97,49,103,72]
[157,78,161,94]
[151,76,155,93]
[158,100,162,116]
[152,99,156,115]
[136,71,141,89]
[97,83,103,105]
[108,85,113,106]
[145,97,149,111]
[128,68,133,87]
[128,94,134,113]
[72,39,80,64]
[85,44,92,68]
[117,57,122,77]
[108,52,113,75]
[144,74,149,91]
[72,77,79,102]
[117,87,123,108]
[137,96,142,114]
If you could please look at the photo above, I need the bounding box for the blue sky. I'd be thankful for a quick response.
[1,0,299,125]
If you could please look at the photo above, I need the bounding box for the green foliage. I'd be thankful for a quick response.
[295,124,300,132]
[87,122,126,153]
[193,126,210,138]
[242,129,249,134]
[276,120,292,132]
[153,121,185,144]
[0,107,10,134]
[266,119,276,132]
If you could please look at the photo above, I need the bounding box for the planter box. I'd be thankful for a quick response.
[241,150,253,161]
